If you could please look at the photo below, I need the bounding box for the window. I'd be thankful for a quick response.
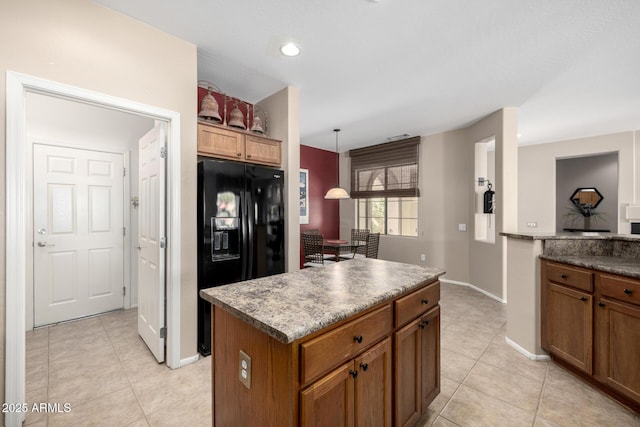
[350,137,420,237]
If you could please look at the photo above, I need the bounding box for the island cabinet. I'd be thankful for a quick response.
[198,121,281,166]
[394,284,441,427]
[541,259,640,413]
[207,274,442,427]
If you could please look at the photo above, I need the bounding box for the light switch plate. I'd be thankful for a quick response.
[458,224,467,232]
[239,350,252,389]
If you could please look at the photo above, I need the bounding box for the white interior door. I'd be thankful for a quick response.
[33,144,125,326]
[137,123,166,363]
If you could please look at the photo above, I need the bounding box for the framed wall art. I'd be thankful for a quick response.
[300,168,309,224]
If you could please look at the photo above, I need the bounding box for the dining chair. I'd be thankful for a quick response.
[302,228,320,235]
[365,232,380,259]
[301,233,335,267]
[351,229,370,257]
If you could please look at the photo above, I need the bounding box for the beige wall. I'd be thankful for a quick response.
[465,108,519,301]
[339,129,472,282]
[340,108,518,302]
[518,131,639,233]
[1,0,198,412]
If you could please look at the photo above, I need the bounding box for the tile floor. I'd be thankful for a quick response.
[25,282,640,426]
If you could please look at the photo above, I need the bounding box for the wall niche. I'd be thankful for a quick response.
[555,152,618,233]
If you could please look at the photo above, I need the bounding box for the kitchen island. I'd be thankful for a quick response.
[200,258,445,426]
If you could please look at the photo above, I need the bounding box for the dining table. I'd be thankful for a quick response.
[323,239,363,262]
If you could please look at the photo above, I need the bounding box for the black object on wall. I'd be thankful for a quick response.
[197,159,285,356]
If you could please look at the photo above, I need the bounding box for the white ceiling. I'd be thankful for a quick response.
[95,0,640,152]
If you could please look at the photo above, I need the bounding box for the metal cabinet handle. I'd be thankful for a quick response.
[598,301,606,307]
[349,369,358,379]
[561,274,568,279]
[624,288,633,295]
[359,363,368,372]
[353,335,363,344]
[421,299,429,305]
[580,296,588,302]
[246,154,252,159]
[237,153,242,157]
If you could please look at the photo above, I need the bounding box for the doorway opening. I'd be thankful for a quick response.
[6,71,183,424]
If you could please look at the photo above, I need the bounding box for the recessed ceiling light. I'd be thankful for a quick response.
[280,42,300,57]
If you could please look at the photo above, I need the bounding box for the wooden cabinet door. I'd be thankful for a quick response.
[198,123,244,160]
[300,362,355,427]
[354,338,392,427]
[245,134,281,166]
[595,299,640,402]
[546,282,593,374]
[394,319,422,427]
[420,307,440,412]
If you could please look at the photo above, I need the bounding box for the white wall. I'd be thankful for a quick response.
[518,131,638,234]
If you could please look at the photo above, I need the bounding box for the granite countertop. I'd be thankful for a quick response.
[540,254,640,279]
[501,232,640,242]
[199,258,445,344]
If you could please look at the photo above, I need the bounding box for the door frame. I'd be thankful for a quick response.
[5,71,183,419]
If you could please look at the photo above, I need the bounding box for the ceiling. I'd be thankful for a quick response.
[95,0,640,152]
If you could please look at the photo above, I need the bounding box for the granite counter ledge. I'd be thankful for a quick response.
[199,257,445,344]
[500,231,640,241]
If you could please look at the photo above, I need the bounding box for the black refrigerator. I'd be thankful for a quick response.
[197,159,285,355]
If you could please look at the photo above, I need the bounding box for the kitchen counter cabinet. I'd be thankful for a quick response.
[301,337,392,427]
[541,259,640,413]
[594,274,640,406]
[200,258,445,426]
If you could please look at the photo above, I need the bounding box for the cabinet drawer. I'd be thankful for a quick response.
[545,262,593,292]
[600,274,640,306]
[395,281,440,327]
[300,304,392,385]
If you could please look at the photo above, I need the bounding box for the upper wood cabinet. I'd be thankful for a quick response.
[198,121,281,166]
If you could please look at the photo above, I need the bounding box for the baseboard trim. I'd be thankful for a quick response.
[440,278,506,304]
[505,336,550,361]
[179,354,200,368]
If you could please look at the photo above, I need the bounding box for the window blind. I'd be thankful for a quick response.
[349,136,420,199]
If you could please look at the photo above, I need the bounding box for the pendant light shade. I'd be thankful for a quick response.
[324,129,350,200]
[324,187,350,199]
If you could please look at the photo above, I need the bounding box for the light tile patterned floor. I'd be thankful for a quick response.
[25,308,211,427]
[25,282,640,426]
[419,283,640,427]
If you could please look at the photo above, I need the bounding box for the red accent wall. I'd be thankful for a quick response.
[300,145,340,268]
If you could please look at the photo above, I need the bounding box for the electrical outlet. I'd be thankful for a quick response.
[420,254,426,261]
[527,222,538,228]
[458,224,467,232]
[239,350,252,389]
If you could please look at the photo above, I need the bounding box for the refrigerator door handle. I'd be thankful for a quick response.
[240,190,248,281]
[246,190,254,279]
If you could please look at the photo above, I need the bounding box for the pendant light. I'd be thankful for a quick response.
[324,129,350,199]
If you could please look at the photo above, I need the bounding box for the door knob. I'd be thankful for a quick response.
[37,241,55,247]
